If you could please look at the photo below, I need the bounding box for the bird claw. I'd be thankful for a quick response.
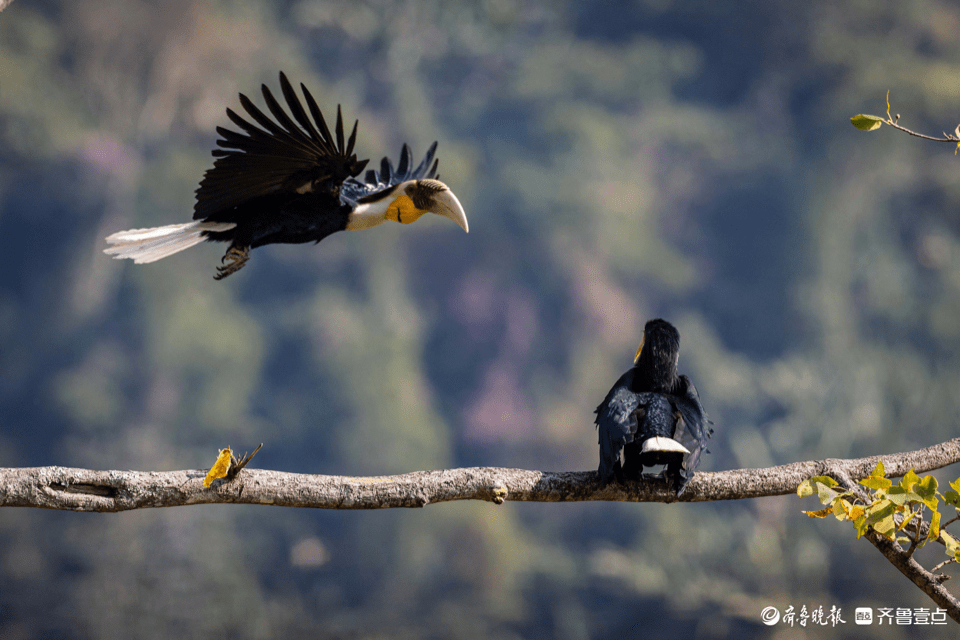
[215,246,250,280]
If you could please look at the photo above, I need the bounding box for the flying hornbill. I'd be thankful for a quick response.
[104,72,469,280]
[595,318,712,495]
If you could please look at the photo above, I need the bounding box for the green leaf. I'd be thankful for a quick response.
[851,114,885,131]
[944,490,960,507]
[950,479,960,494]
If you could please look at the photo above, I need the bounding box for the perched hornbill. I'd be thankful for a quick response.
[595,318,712,495]
[104,72,469,279]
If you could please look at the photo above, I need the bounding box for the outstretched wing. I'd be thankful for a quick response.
[340,141,440,204]
[194,71,369,221]
[670,374,712,492]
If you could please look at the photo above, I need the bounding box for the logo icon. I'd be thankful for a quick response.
[761,607,781,626]
[855,608,873,625]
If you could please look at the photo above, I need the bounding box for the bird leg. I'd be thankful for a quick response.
[214,245,250,280]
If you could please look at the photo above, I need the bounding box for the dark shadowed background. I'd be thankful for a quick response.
[2,1,960,638]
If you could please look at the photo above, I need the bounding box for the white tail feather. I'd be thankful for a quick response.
[641,436,690,455]
[103,221,236,264]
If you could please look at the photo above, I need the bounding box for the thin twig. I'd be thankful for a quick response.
[932,558,957,575]
[884,119,959,143]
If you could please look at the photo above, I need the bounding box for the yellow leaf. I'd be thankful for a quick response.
[860,475,891,491]
[798,476,838,497]
[805,507,833,519]
[832,499,848,520]
[797,478,818,498]
[848,505,865,520]
[927,510,941,546]
[874,513,897,539]
[850,114,884,131]
[900,468,921,492]
[203,447,233,487]
[896,510,916,533]
[854,515,868,539]
[942,531,960,562]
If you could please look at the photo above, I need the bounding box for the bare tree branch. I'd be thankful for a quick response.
[2,437,960,621]
[1,437,958,512]
[864,526,960,622]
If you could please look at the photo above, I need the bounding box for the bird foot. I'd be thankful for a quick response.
[215,246,250,280]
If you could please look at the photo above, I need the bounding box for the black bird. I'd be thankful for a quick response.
[104,72,469,279]
[595,318,712,495]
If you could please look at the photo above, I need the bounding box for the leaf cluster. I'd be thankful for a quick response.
[799,461,960,570]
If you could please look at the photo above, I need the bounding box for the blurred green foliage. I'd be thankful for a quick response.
[3,0,960,638]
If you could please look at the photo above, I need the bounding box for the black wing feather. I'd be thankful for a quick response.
[346,119,359,157]
[669,375,712,495]
[396,144,411,176]
[335,105,345,154]
[341,141,442,203]
[301,83,335,151]
[596,387,640,485]
[279,75,323,146]
[194,71,369,221]
[595,370,659,485]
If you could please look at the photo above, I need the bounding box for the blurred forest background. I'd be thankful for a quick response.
[3,0,960,638]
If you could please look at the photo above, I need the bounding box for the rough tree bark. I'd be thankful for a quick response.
[2,437,958,511]
[2,436,960,621]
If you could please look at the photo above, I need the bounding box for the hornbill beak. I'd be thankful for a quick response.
[429,188,469,233]
[634,334,645,363]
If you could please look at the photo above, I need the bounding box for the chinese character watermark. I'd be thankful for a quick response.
[761,606,948,627]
